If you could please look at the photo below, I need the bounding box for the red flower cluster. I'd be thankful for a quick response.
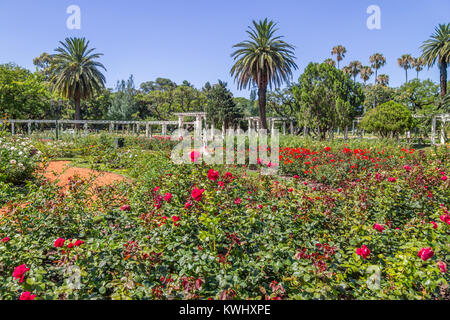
[1,236,10,243]
[373,224,385,232]
[356,245,371,259]
[207,169,220,182]
[191,187,205,201]
[417,247,434,261]
[19,291,36,300]
[13,264,30,283]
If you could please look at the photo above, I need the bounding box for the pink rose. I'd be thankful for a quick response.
[373,224,385,232]
[437,261,447,273]
[120,205,131,211]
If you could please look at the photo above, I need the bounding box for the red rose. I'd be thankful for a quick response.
[185,201,192,209]
[67,242,74,248]
[373,224,385,232]
[54,238,65,248]
[356,245,370,259]
[120,205,131,211]
[442,175,448,181]
[439,214,450,225]
[430,221,438,229]
[207,169,220,182]
[164,193,172,202]
[234,198,242,205]
[1,237,10,243]
[191,187,205,201]
[19,291,36,300]
[13,264,30,283]
[74,240,84,247]
[417,247,434,261]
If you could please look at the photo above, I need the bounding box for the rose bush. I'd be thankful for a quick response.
[0,134,448,300]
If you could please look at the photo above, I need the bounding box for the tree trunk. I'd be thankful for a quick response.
[405,69,408,83]
[258,85,268,130]
[75,96,81,121]
[440,62,447,97]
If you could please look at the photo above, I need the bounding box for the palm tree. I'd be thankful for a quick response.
[348,60,362,83]
[331,45,347,69]
[397,54,413,83]
[369,53,386,84]
[411,57,425,79]
[376,74,389,86]
[342,66,351,75]
[230,18,297,129]
[50,37,106,121]
[359,66,373,84]
[420,23,450,96]
[324,58,336,67]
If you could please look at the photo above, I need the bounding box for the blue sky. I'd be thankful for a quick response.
[0,0,449,97]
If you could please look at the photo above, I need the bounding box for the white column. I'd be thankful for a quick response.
[162,124,167,136]
[431,116,436,145]
[440,119,446,145]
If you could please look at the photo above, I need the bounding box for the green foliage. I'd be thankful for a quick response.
[363,84,396,112]
[0,64,52,119]
[50,37,106,120]
[395,79,439,112]
[361,101,414,138]
[107,75,139,120]
[204,81,242,128]
[292,62,364,139]
[0,135,448,300]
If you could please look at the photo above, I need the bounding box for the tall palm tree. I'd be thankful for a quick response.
[50,37,106,121]
[369,53,386,84]
[397,54,413,83]
[411,57,425,79]
[342,66,351,75]
[230,18,297,129]
[359,66,373,84]
[331,45,347,69]
[348,60,362,83]
[420,23,450,96]
[324,58,336,67]
[376,74,389,86]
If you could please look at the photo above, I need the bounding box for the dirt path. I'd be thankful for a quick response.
[1,161,129,215]
[43,161,127,188]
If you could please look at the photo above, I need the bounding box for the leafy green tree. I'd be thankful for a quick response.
[360,101,414,138]
[137,79,205,120]
[234,97,258,117]
[420,23,450,96]
[394,79,439,112]
[0,63,52,119]
[363,84,396,112]
[331,45,347,69]
[107,75,138,120]
[50,37,106,121]
[230,18,298,129]
[292,62,363,140]
[204,80,242,129]
[140,78,177,93]
[266,87,296,118]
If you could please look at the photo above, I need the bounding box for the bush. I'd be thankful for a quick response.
[0,136,41,185]
[360,101,414,138]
